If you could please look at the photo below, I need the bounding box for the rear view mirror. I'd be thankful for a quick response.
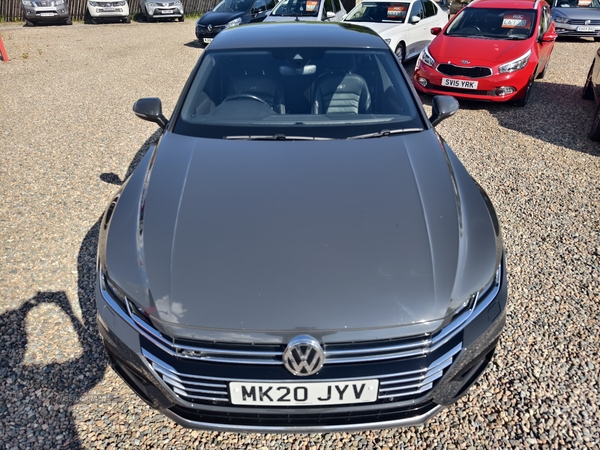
[429,95,459,127]
[431,27,442,35]
[133,97,168,129]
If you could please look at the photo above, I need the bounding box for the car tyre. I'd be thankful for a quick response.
[394,42,405,64]
[179,15,184,22]
[582,62,595,100]
[589,103,600,141]
[24,18,35,26]
[65,17,73,25]
[595,37,600,42]
[515,76,534,107]
[537,55,550,79]
[123,16,131,23]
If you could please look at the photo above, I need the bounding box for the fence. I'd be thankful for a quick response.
[1,0,220,22]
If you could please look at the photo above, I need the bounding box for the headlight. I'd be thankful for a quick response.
[225,17,242,28]
[453,267,499,317]
[89,1,100,6]
[553,17,569,23]
[147,2,157,5]
[117,1,125,5]
[418,46,436,67]
[498,49,531,73]
[55,0,65,4]
[22,0,34,5]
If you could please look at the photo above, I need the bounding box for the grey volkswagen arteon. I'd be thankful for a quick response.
[96,22,508,432]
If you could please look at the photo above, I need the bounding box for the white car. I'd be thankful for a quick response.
[86,0,130,23]
[343,0,448,63]
[264,0,346,22]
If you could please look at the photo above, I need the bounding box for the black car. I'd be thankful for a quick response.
[583,48,600,140]
[97,22,508,432]
[195,0,276,47]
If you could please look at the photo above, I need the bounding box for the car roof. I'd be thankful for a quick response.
[468,0,539,9]
[207,22,387,50]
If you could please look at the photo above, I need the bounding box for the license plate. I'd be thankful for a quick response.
[102,8,116,11]
[161,9,174,13]
[576,26,596,32]
[230,380,379,406]
[442,78,479,90]
[40,12,56,16]
[203,38,213,43]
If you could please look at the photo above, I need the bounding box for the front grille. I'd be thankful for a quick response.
[437,64,492,78]
[169,401,438,427]
[569,19,600,25]
[35,1,53,5]
[433,85,496,96]
[196,25,226,35]
[143,343,462,406]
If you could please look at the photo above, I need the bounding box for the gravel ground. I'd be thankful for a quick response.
[0,20,599,450]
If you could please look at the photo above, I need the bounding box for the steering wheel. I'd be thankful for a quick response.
[222,94,270,107]
[462,25,481,33]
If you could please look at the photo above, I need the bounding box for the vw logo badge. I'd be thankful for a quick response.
[207,24,213,31]
[283,335,325,376]
[585,19,591,25]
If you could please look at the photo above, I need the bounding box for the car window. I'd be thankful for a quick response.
[553,0,600,7]
[446,8,537,40]
[423,0,437,17]
[213,0,254,12]
[176,48,424,140]
[333,0,342,12]
[270,0,321,16]
[345,2,409,22]
[265,0,276,9]
[324,0,335,14]
[410,0,424,19]
[253,0,267,12]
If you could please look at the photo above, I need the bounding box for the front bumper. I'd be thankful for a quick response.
[554,24,600,38]
[147,4,183,18]
[195,24,226,42]
[88,3,129,18]
[22,5,70,22]
[413,60,531,103]
[95,260,508,432]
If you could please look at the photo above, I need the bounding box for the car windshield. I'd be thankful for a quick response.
[446,8,537,40]
[552,0,600,7]
[174,48,424,139]
[213,0,253,13]
[345,2,410,23]
[270,0,321,17]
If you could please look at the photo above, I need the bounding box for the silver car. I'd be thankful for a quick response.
[96,22,508,432]
[552,0,600,41]
[139,0,184,22]
[21,0,72,26]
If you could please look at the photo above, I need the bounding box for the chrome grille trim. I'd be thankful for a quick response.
[100,264,500,366]
[143,343,462,405]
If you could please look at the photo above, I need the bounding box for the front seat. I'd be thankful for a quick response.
[311,72,371,114]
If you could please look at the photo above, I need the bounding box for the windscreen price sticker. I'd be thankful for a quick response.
[387,5,407,19]
[502,13,530,28]
[306,0,319,11]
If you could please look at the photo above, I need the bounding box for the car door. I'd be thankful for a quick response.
[407,0,430,54]
[535,3,555,75]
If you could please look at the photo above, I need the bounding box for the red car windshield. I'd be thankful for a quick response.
[446,8,537,40]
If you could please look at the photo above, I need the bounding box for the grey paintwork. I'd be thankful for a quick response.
[552,6,600,22]
[101,129,501,344]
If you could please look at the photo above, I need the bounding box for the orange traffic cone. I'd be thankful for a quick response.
[0,36,9,62]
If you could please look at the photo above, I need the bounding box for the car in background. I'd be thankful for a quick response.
[264,0,346,23]
[21,0,72,26]
[140,0,184,22]
[95,21,508,432]
[86,0,130,23]
[413,0,557,106]
[195,0,276,47]
[582,50,600,139]
[343,0,449,63]
[551,0,600,41]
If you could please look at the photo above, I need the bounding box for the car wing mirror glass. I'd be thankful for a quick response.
[133,97,168,129]
[429,95,459,127]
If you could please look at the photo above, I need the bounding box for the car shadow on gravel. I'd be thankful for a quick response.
[0,130,160,449]
[419,82,600,157]
[184,40,205,49]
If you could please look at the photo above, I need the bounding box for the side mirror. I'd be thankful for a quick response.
[429,95,459,127]
[541,30,558,42]
[409,15,421,23]
[133,97,168,129]
[431,27,442,35]
[326,11,336,18]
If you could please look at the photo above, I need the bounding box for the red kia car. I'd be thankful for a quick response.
[413,0,557,106]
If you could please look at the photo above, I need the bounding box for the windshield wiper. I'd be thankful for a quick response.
[347,128,423,139]
[223,134,332,140]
